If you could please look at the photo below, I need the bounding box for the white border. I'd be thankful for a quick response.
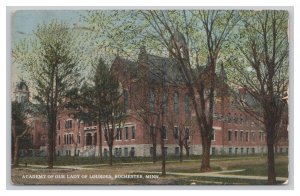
[2,1,299,196]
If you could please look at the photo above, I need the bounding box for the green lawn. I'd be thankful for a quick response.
[227,162,288,177]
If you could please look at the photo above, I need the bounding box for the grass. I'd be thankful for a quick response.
[227,162,288,177]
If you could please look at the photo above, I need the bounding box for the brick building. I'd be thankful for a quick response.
[14,47,288,157]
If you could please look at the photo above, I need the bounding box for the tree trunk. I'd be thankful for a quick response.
[47,118,55,169]
[201,136,212,172]
[109,145,113,166]
[161,141,166,176]
[152,143,157,163]
[267,140,276,184]
[13,137,20,167]
[185,147,190,158]
[179,145,183,162]
[98,121,103,161]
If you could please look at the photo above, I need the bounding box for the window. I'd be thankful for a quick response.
[67,134,69,144]
[64,134,66,144]
[149,90,155,111]
[125,127,129,140]
[163,93,168,113]
[104,129,108,141]
[124,148,129,157]
[185,127,190,140]
[65,120,72,129]
[227,113,231,123]
[124,90,129,112]
[174,127,179,140]
[130,147,135,157]
[77,134,80,144]
[235,148,238,155]
[150,125,155,139]
[234,130,238,141]
[211,129,215,141]
[57,120,61,130]
[240,131,243,142]
[212,147,216,155]
[163,147,168,156]
[58,135,60,145]
[251,131,255,142]
[228,130,232,141]
[259,131,264,142]
[241,148,244,154]
[246,131,249,142]
[240,114,243,124]
[131,126,135,139]
[234,113,238,124]
[174,92,179,114]
[116,128,122,140]
[184,94,190,113]
[175,147,179,156]
[70,134,74,144]
[162,126,167,140]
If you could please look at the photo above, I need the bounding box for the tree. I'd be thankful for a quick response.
[13,21,82,168]
[101,67,127,166]
[84,10,239,172]
[11,101,32,167]
[230,10,289,184]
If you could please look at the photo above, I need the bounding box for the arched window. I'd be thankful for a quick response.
[174,92,179,114]
[124,90,129,112]
[184,94,190,113]
[149,90,155,111]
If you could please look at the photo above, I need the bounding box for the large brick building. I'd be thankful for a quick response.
[14,47,289,158]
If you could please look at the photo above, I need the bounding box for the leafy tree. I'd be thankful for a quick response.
[230,10,289,184]
[13,21,82,168]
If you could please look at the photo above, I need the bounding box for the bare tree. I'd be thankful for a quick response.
[230,10,289,184]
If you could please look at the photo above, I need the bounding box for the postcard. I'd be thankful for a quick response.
[10,9,289,186]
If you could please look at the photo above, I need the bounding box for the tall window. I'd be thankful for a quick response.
[124,90,129,112]
[64,134,66,144]
[116,128,122,140]
[163,93,168,113]
[185,127,190,140]
[131,126,135,139]
[58,135,60,145]
[228,130,232,141]
[234,130,238,141]
[234,113,238,124]
[125,127,129,140]
[149,90,155,111]
[227,113,231,123]
[174,126,179,140]
[150,125,155,139]
[211,129,215,141]
[184,94,190,113]
[174,92,179,114]
[251,131,255,142]
[240,114,243,124]
[162,126,167,140]
[246,131,249,142]
[65,120,72,129]
[240,131,243,142]
[77,134,80,144]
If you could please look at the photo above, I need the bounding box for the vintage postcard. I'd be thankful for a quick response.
[10,9,289,186]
